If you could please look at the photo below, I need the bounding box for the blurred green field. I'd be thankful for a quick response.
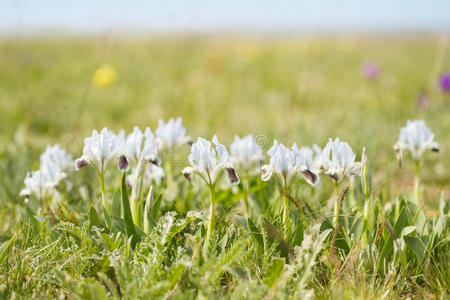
[1,35,448,205]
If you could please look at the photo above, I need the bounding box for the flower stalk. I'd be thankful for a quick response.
[182,136,240,258]
[316,138,361,229]
[282,187,291,240]
[393,120,439,204]
[75,127,123,215]
[333,181,340,228]
[261,140,320,240]
[349,175,356,209]
[361,148,373,246]
[242,171,250,217]
[130,158,145,226]
[413,159,420,204]
[204,183,216,257]
[98,172,110,214]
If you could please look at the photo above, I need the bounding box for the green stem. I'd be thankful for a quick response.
[98,173,110,214]
[413,160,420,204]
[38,190,44,214]
[243,172,249,217]
[282,186,291,241]
[204,184,216,257]
[166,145,177,189]
[362,160,374,247]
[130,158,145,227]
[333,181,340,229]
[349,176,356,209]
[130,190,141,227]
[362,195,373,247]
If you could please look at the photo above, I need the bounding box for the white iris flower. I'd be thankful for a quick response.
[261,140,320,188]
[21,144,72,199]
[123,126,159,165]
[40,144,73,171]
[75,127,120,173]
[317,138,361,183]
[230,134,264,171]
[294,144,322,175]
[394,120,439,163]
[182,136,240,186]
[21,169,52,199]
[155,117,190,148]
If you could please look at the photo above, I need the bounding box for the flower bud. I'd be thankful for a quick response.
[226,168,240,184]
[143,186,154,234]
[20,188,31,197]
[148,157,159,166]
[184,173,192,184]
[75,157,88,170]
[431,143,439,152]
[118,155,129,171]
[182,167,193,183]
[361,148,372,197]
[301,169,319,186]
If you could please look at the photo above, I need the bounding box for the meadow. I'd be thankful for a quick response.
[0,35,449,299]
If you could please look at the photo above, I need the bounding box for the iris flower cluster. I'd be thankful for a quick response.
[21,117,439,247]
[21,145,72,205]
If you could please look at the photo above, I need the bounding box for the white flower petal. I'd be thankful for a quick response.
[261,165,273,181]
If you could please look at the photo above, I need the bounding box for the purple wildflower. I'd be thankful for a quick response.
[439,72,450,92]
[361,62,380,80]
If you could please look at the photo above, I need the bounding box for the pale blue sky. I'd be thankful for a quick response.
[1,0,449,34]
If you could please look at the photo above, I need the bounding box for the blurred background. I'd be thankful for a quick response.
[2,0,450,33]
[0,0,449,205]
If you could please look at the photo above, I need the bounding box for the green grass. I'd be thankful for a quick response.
[0,35,449,299]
